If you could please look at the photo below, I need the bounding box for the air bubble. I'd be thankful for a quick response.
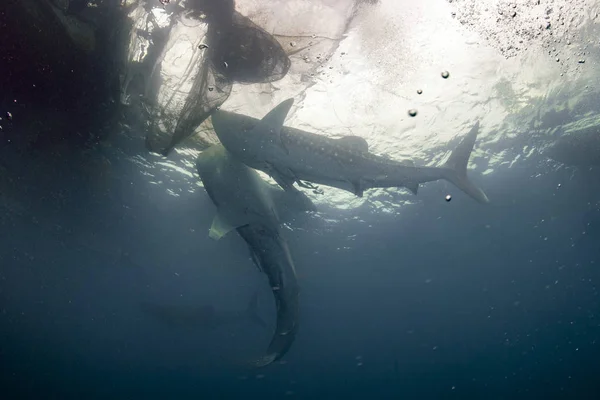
[441,70,450,79]
[445,194,452,202]
[408,109,418,117]
[417,89,423,94]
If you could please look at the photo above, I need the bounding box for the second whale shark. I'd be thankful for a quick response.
[211,98,490,203]
[196,144,315,367]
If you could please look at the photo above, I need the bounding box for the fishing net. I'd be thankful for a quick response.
[119,0,372,155]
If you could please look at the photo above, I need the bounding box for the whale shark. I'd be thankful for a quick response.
[211,98,489,203]
[196,144,315,367]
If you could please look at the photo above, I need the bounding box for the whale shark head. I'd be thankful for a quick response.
[210,109,256,152]
[211,99,295,161]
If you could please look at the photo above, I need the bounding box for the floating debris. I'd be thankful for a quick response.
[290,41,296,47]
[6,112,12,121]
[408,109,418,117]
[441,70,450,79]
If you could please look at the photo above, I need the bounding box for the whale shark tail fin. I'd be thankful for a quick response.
[250,353,278,368]
[246,292,268,330]
[442,121,490,204]
[232,353,278,370]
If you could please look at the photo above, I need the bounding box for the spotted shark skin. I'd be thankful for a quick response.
[211,98,490,203]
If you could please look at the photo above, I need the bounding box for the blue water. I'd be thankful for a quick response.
[1,150,598,399]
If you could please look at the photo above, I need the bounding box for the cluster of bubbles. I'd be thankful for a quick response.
[403,72,454,203]
[407,70,450,118]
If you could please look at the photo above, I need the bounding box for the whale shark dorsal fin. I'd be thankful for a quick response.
[259,99,294,153]
[337,136,369,152]
[260,98,294,135]
[351,180,364,197]
[209,212,236,240]
[405,182,419,195]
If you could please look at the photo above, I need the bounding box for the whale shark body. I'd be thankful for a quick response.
[196,144,315,367]
[211,99,489,203]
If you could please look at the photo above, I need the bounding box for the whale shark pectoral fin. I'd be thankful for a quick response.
[351,180,364,197]
[259,98,294,154]
[210,211,258,240]
[337,136,369,152]
[405,182,419,195]
[274,185,318,215]
[209,213,236,240]
[267,163,297,191]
